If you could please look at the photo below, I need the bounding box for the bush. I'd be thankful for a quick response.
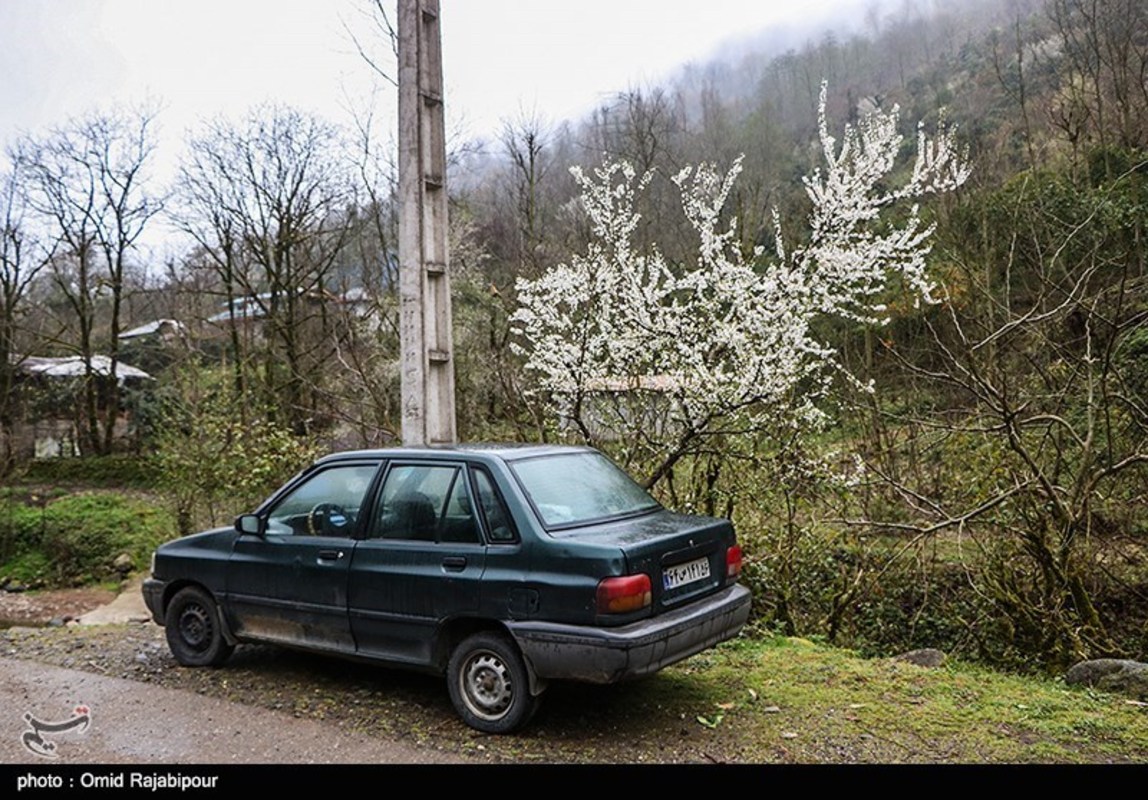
[151,367,321,534]
[0,551,52,586]
[844,555,984,662]
[18,455,156,489]
[36,493,176,585]
[0,491,176,587]
[0,499,46,563]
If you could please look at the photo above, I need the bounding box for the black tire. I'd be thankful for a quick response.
[164,586,234,667]
[447,632,541,734]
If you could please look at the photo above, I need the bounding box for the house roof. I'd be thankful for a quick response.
[206,294,269,324]
[18,355,152,382]
[118,319,187,340]
[206,288,378,324]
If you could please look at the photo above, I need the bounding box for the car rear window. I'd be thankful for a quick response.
[510,451,660,528]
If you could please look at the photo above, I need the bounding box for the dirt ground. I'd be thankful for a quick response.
[0,582,464,764]
[0,651,459,764]
[0,585,117,626]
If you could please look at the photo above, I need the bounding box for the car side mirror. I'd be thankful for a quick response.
[235,514,265,536]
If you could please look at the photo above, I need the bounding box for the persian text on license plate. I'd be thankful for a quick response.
[663,556,711,590]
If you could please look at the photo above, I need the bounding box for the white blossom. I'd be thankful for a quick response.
[511,83,969,468]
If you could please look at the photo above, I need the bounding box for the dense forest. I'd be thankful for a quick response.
[1,0,1145,672]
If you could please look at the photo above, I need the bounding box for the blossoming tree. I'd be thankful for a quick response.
[512,84,970,492]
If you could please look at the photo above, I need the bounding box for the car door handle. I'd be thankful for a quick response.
[318,549,345,561]
[442,556,467,572]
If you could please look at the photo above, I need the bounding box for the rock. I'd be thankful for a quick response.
[1065,659,1148,699]
[1099,667,1148,699]
[113,554,134,575]
[4,581,27,594]
[893,648,947,667]
[1065,658,1133,685]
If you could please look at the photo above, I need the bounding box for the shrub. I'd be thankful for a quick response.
[18,455,156,489]
[0,499,46,563]
[37,493,176,584]
[151,368,321,534]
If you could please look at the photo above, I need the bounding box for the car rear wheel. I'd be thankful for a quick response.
[447,632,541,734]
[164,586,234,667]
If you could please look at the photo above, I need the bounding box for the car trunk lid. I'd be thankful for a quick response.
[553,509,736,613]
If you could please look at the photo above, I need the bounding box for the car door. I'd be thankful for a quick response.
[225,461,380,654]
[348,461,486,664]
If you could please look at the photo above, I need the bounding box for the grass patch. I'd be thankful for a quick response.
[637,635,1148,763]
[0,490,176,587]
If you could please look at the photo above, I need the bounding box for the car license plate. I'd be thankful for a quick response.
[663,556,711,590]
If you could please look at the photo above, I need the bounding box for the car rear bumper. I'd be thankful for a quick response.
[141,577,166,624]
[506,583,752,683]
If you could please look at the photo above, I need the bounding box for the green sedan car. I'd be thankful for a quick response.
[143,444,751,733]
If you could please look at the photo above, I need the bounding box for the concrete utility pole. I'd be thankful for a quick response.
[398,0,456,446]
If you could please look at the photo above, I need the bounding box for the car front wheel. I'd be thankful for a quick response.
[164,586,234,667]
[447,632,541,734]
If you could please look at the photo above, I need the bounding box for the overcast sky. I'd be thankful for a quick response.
[0,0,870,253]
[0,1,873,144]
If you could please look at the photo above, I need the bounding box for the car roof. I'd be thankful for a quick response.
[313,442,596,467]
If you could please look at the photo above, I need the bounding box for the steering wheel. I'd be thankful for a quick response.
[306,502,349,536]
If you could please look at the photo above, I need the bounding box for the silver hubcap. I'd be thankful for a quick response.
[461,651,513,720]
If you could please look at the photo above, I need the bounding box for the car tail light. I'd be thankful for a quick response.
[597,574,652,614]
[726,545,743,580]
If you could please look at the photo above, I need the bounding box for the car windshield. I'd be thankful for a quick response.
[510,451,660,528]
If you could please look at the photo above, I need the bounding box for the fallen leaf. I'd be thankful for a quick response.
[763,705,781,713]
[717,702,735,711]
[781,732,798,739]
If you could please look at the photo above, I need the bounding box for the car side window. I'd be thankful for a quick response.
[264,464,377,537]
[440,472,481,544]
[473,467,516,543]
[373,465,480,544]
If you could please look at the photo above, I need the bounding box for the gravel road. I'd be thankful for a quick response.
[0,582,464,765]
[0,657,461,765]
